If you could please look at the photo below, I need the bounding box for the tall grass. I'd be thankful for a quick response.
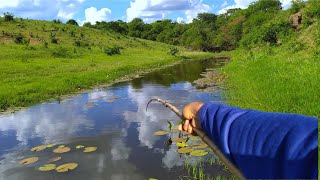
[0,18,213,110]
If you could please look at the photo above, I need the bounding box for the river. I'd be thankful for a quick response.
[0,58,233,180]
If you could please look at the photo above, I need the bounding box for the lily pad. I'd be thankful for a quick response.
[192,143,208,148]
[189,137,201,141]
[19,157,39,165]
[38,164,57,171]
[58,145,65,148]
[178,147,193,154]
[176,142,188,147]
[190,150,208,157]
[83,147,97,153]
[76,145,85,149]
[47,144,56,148]
[31,145,47,152]
[171,138,187,143]
[56,163,78,172]
[153,131,168,136]
[170,129,180,133]
[47,157,61,163]
[53,147,71,154]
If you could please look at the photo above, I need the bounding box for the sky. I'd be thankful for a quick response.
[0,0,292,25]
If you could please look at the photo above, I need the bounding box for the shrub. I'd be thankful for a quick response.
[73,40,89,47]
[51,46,72,58]
[51,37,58,44]
[3,12,14,22]
[290,0,306,14]
[66,19,78,26]
[104,46,121,56]
[53,19,62,24]
[14,34,30,45]
[168,47,179,56]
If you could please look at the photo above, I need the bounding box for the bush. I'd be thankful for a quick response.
[51,46,72,58]
[303,0,320,19]
[104,46,121,56]
[14,34,30,45]
[51,37,58,44]
[168,47,179,56]
[73,40,89,47]
[66,19,78,26]
[3,12,14,22]
[53,19,62,24]
[290,0,306,14]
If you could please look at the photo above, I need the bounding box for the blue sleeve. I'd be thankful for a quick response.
[198,102,318,179]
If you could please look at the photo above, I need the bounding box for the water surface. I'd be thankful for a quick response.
[0,58,232,180]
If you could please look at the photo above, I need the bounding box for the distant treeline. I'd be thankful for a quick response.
[83,0,319,52]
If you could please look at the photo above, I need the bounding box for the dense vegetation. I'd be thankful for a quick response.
[85,0,319,53]
[0,16,212,110]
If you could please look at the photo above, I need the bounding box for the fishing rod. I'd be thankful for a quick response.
[146,98,245,180]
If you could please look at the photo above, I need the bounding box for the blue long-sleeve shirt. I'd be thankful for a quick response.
[198,102,318,179]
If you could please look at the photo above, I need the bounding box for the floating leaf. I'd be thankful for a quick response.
[178,147,193,154]
[56,163,78,173]
[53,147,71,154]
[31,145,47,152]
[189,137,201,141]
[38,164,56,171]
[171,138,187,143]
[176,142,188,147]
[47,144,56,148]
[193,143,208,148]
[47,157,61,163]
[59,145,65,148]
[149,178,158,180]
[83,147,97,153]
[19,157,39,165]
[171,129,180,133]
[76,145,85,149]
[153,131,168,136]
[190,150,208,157]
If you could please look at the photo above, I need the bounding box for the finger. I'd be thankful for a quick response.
[178,124,183,131]
[183,120,190,131]
[187,125,193,134]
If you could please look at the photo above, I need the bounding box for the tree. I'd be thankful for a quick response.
[128,18,145,38]
[246,0,282,16]
[3,12,14,22]
[290,0,306,13]
[66,19,78,26]
[83,22,92,28]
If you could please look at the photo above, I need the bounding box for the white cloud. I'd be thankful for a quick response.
[0,0,83,21]
[177,17,184,23]
[217,0,292,15]
[126,0,211,23]
[221,1,228,8]
[81,7,112,25]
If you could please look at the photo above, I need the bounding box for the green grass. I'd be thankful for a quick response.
[220,45,319,117]
[0,18,213,110]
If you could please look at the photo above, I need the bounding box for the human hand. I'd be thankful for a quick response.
[178,101,204,135]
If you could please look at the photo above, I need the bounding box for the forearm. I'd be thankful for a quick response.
[198,102,318,179]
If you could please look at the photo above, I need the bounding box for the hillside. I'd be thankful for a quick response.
[0,18,213,110]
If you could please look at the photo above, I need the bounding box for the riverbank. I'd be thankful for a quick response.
[0,44,213,111]
[220,46,319,117]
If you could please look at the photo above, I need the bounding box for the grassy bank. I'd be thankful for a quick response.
[0,18,213,110]
[221,45,319,117]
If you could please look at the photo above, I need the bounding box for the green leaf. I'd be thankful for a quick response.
[190,150,208,157]
[47,157,61,163]
[149,178,158,180]
[189,137,201,141]
[76,145,85,149]
[53,147,71,153]
[178,147,193,154]
[58,145,65,148]
[56,163,78,172]
[38,164,57,171]
[31,145,47,152]
[153,131,168,136]
[19,157,39,165]
[192,143,208,148]
[47,144,56,148]
[83,147,97,153]
[176,142,188,147]
[171,138,187,142]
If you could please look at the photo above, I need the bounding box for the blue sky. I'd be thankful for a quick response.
[0,0,292,25]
